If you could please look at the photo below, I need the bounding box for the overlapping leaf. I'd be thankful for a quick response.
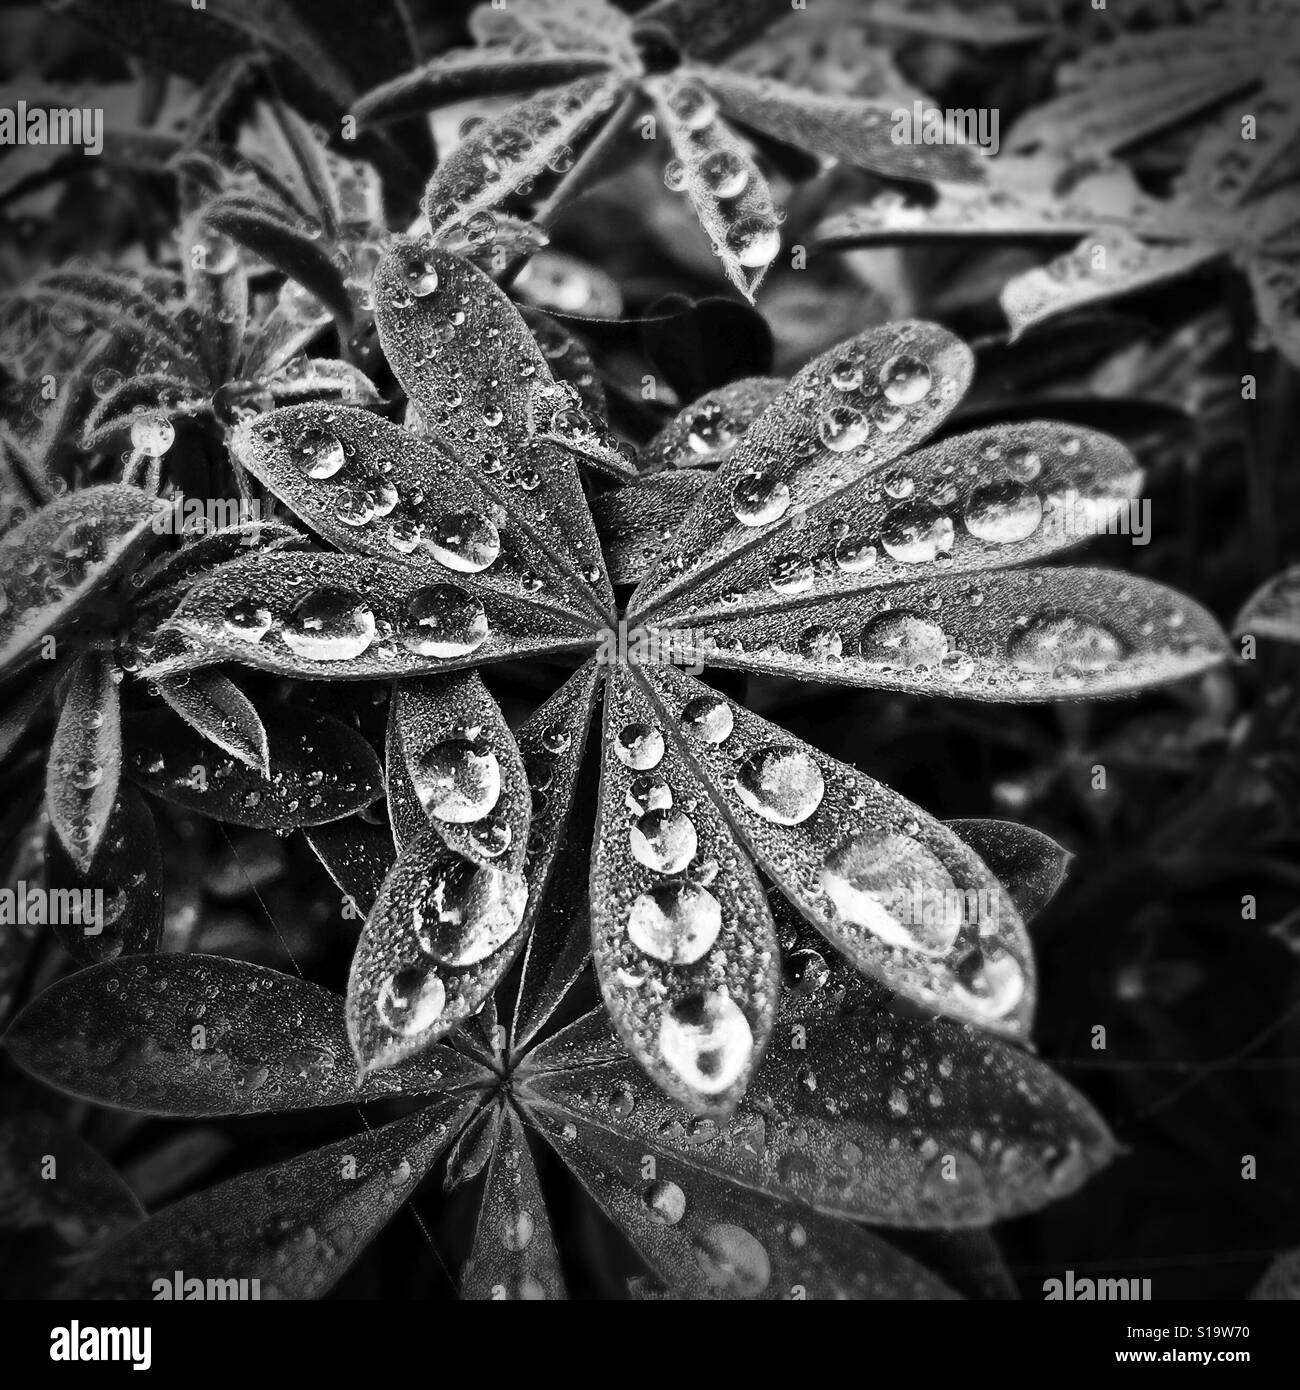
[156,669,270,775]
[46,654,122,873]
[1236,566,1300,645]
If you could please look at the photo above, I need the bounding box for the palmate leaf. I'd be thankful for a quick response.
[4,956,466,1117]
[699,68,988,184]
[1236,566,1300,645]
[633,0,793,63]
[123,706,382,830]
[590,664,780,1118]
[370,240,613,609]
[58,1102,474,1300]
[150,550,598,681]
[420,75,628,240]
[348,664,599,1073]
[527,998,1115,1227]
[629,663,1035,1038]
[0,485,161,679]
[0,1113,144,1253]
[45,783,163,965]
[46,654,122,874]
[460,1105,565,1300]
[637,377,785,474]
[595,471,708,586]
[156,669,271,776]
[650,73,781,301]
[529,1106,957,1298]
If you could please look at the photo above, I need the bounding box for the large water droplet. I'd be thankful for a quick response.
[400,585,489,658]
[283,586,375,661]
[731,470,790,527]
[881,502,954,563]
[818,405,869,453]
[1008,613,1125,674]
[414,859,527,965]
[661,993,754,1098]
[681,695,733,745]
[414,738,501,823]
[879,353,932,405]
[964,481,1042,544]
[428,512,501,573]
[699,149,749,199]
[955,948,1025,1018]
[378,966,446,1036]
[692,1222,770,1296]
[642,1179,687,1226]
[819,829,964,955]
[860,611,948,669]
[401,245,439,297]
[628,880,722,965]
[630,809,697,873]
[130,413,175,458]
[223,597,272,642]
[615,723,665,771]
[292,425,345,479]
[734,746,825,825]
[726,215,780,269]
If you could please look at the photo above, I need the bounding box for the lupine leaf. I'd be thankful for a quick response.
[135,519,307,604]
[123,705,382,828]
[676,568,1229,701]
[58,1103,475,1300]
[199,192,355,332]
[355,51,616,125]
[45,783,163,964]
[946,818,1070,925]
[0,1113,144,1251]
[1236,566,1300,645]
[461,1105,566,1299]
[230,405,598,621]
[630,320,974,622]
[348,664,599,1073]
[0,666,61,764]
[371,240,614,612]
[151,550,599,682]
[637,377,785,474]
[530,1106,958,1298]
[529,997,1116,1226]
[652,421,1145,624]
[17,267,196,365]
[264,358,381,407]
[46,654,122,874]
[632,0,792,63]
[304,815,395,918]
[0,486,161,679]
[590,664,780,1118]
[182,218,248,384]
[420,76,627,240]
[82,374,207,448]
[157,669,271,775]
[635,662,1035,1037]
[4,956,467,1116]
[702,69,988,183]
[650,72,781,301]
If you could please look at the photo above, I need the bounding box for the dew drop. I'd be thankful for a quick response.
[681,695,733,745]
[767,553,814,595]
[223,597,272,642]
[630,809,697,873]
[413,859,527,966]
[860,611,948,669]
[401,245,439,297]
[626,775,672,815]
[1008,613,1125,674]
[414,738,501,823]
[283,586,375,661]
[615,722,665,771]
[292,425,345,479]
[833,536,877,573]
[734,746,825,825]
[628,880,722,965]
[818,405,869,454]
[661,993,754,1098]
[731,470,790,526]
[726,215,780,269]
[399,585,489,658]
[427,511,501,573]
[642,1179,687,1226]
[692,1221,770,1296]
[798,625,843,661]
[964,481,1043,544]
[378,966,446,1037]
[880,502,954,563]
[699,149,749,198]
[879,353,931,405]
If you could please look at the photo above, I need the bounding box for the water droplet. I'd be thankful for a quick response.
[661,993,753,1098]
[681,695,733,745]
[615,722,665,771]
[414,859,527,966]
[378,966,445,1036]
[798,625,843,661]
[626,775,672,814]
[767,553,814,594]
[956,949,1025,1018]
[726,215,780,269]
[669,83,717,131]
[860,611,948,669]
[427,511,501,573]
[1005,445,1043,482]
[292,425,345,479]
[784,948,829,997]
[964,481,1042,544]
[692,1221,770,1296]
[628,880,722,964]
[400,585,489,658]
[414,738,501,823]
[130,413,175,458]
[223,597,272,642]
[819,829,963,955]
[833,536,877,573]
[818,405,869,454]
[829,359,862,391]
[630,809,697,873]
[731,471,790,526]
[283,587,375,661]
[642,1179,686,1226]
[881,502,954,563]
[699,149,749,199]
[879,353,931,405]
[401,245,439,297]
[1008,613,1124,674]
[501,1211,534,1252]
[734,746,825,825]
[686,401,735,454]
